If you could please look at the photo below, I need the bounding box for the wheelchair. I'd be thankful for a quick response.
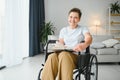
[38,40,98,80]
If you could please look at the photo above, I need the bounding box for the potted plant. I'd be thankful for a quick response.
[39,21,55,51]
[110,1,120,14]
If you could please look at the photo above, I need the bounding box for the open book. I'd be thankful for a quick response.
[52,43,74,52]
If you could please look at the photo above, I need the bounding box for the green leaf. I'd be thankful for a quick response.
[110,1,120,14]
[39,21,55,44]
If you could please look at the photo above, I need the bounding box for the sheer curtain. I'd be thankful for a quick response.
[2,0,29,67]
[0,0,5,67]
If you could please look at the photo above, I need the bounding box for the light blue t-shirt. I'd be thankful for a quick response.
[59,25,89,48]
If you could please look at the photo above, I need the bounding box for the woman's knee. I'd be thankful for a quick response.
[58,51,78,64]
[58,51,71,59]
[47,53,58,60]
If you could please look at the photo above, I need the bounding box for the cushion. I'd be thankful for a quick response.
[90,48,97,54]
[113,44,120,49]
[102,39,119,47]
[90,42,105,49]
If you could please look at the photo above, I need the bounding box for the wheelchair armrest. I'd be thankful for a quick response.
[46,40,57,51]
[78,41,90,55]
[47,40,57,44]
[45,40,58,62]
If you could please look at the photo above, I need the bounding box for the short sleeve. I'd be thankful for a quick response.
[59,28,66,39]
[82,26,89,35]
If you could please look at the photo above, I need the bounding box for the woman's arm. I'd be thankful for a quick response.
[84,32,92,46]
[58,38,65,45]
[73,32,92,52]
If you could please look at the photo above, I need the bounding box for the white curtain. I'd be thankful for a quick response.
[2,0,29,67]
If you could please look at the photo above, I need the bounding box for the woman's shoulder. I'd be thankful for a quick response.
[78,25,88,30]
[60,26,68,31]
[78,25,87,28]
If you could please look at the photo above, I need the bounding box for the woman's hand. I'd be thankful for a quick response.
[73,43,87,52]
[73,32,92,52]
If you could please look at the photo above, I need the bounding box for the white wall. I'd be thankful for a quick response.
[45,0,118,35]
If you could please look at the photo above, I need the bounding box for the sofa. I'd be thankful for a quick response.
[47,35,120,63]
[90,35,120,63]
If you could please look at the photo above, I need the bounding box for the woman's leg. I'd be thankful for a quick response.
[57,51,78,80]
[41,53,58,80]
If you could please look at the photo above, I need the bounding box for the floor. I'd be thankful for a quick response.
[0,54,120,80]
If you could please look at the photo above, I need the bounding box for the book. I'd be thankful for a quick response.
[52,43,74,52]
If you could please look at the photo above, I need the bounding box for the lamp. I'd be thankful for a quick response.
[94,20,100,35]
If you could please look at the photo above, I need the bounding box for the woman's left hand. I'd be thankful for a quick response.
[73,43,87,52]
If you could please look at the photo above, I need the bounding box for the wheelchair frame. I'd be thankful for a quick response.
[38,40,98,80]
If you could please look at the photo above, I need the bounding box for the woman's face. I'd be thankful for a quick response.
[68,12,80,28]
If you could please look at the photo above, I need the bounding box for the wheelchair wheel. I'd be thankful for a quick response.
[86,54,98,80]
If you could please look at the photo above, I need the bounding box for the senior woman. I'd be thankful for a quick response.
[41,8,92,80]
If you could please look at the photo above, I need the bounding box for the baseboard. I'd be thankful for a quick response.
[98,62,120,65]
